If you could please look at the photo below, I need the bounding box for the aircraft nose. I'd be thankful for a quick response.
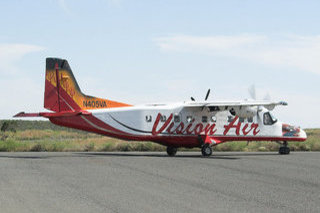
[299,129,307,140]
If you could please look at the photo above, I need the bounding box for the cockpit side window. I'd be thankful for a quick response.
[263,112,277,125]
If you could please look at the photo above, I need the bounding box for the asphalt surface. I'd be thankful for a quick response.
[0,152,319,213]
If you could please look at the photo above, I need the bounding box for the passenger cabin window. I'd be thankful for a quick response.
[247,117,253,123]
[174,115,180,123]
[211,116,217,122]
[202,116,208,123]
[186,116,193,123]
[146,115,152,122]
[160,115,167,122]
[263,112,277,125]
[239,117,244,123]
[227,116,234,123]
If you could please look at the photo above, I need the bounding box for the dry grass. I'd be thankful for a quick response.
[0,128,319,152]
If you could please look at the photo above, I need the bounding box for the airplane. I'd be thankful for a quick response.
[14,58,307,156]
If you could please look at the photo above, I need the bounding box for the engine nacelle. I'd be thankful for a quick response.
[230,106,257,118]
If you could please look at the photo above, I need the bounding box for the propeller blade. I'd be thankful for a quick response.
[263,93,271,101]
[248,85,256,100]
[256,106,262,122]
[205,89,211,101]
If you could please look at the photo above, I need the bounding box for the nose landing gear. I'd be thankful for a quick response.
[279,141,290,155]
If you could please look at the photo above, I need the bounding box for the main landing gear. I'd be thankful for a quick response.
[198,135,213,157]
[166,146,178,156]
[279,141,290,155]
[201,144,212,157]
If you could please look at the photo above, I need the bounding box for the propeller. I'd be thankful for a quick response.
[247,85,273,121]
[190,88,211,102]
[263,93,271,101]
[205,89,210,101]
[248,85,262,120]
[248,84,271,101]
[248,85,256,100]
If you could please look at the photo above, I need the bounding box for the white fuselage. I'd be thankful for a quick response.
[88,102,306,146]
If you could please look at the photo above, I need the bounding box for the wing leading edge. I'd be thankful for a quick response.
[183,100,287,111]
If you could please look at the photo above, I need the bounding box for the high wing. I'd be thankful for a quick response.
[183,100,288,111]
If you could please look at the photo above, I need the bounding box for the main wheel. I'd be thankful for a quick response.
[201,144,212,157]
[279,147,290,155]
[167,146,177,156]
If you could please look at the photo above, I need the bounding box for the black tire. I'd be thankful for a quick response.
[285,147,290,154]
[201,144,212,157]
[279,147,283,154]
[279,147,290,155]
[167,147,177,156]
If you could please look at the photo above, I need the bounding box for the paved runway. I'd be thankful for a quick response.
[0,152,319,213]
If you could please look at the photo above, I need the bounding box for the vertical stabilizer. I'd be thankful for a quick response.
[44,58,131,112]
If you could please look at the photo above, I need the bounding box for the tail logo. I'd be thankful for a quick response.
[45,58,132,111]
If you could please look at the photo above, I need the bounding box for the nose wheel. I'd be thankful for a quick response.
[279,141,290,155]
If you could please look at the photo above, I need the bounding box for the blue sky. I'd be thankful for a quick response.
[0,0,319,128]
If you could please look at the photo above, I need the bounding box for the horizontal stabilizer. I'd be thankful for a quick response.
[14,112,41,117]
[14,111,91,118]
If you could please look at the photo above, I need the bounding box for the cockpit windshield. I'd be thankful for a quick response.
[263,112,277,125]
[269,112,277,123]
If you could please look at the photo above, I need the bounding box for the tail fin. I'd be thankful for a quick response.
[44,58,131,112]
